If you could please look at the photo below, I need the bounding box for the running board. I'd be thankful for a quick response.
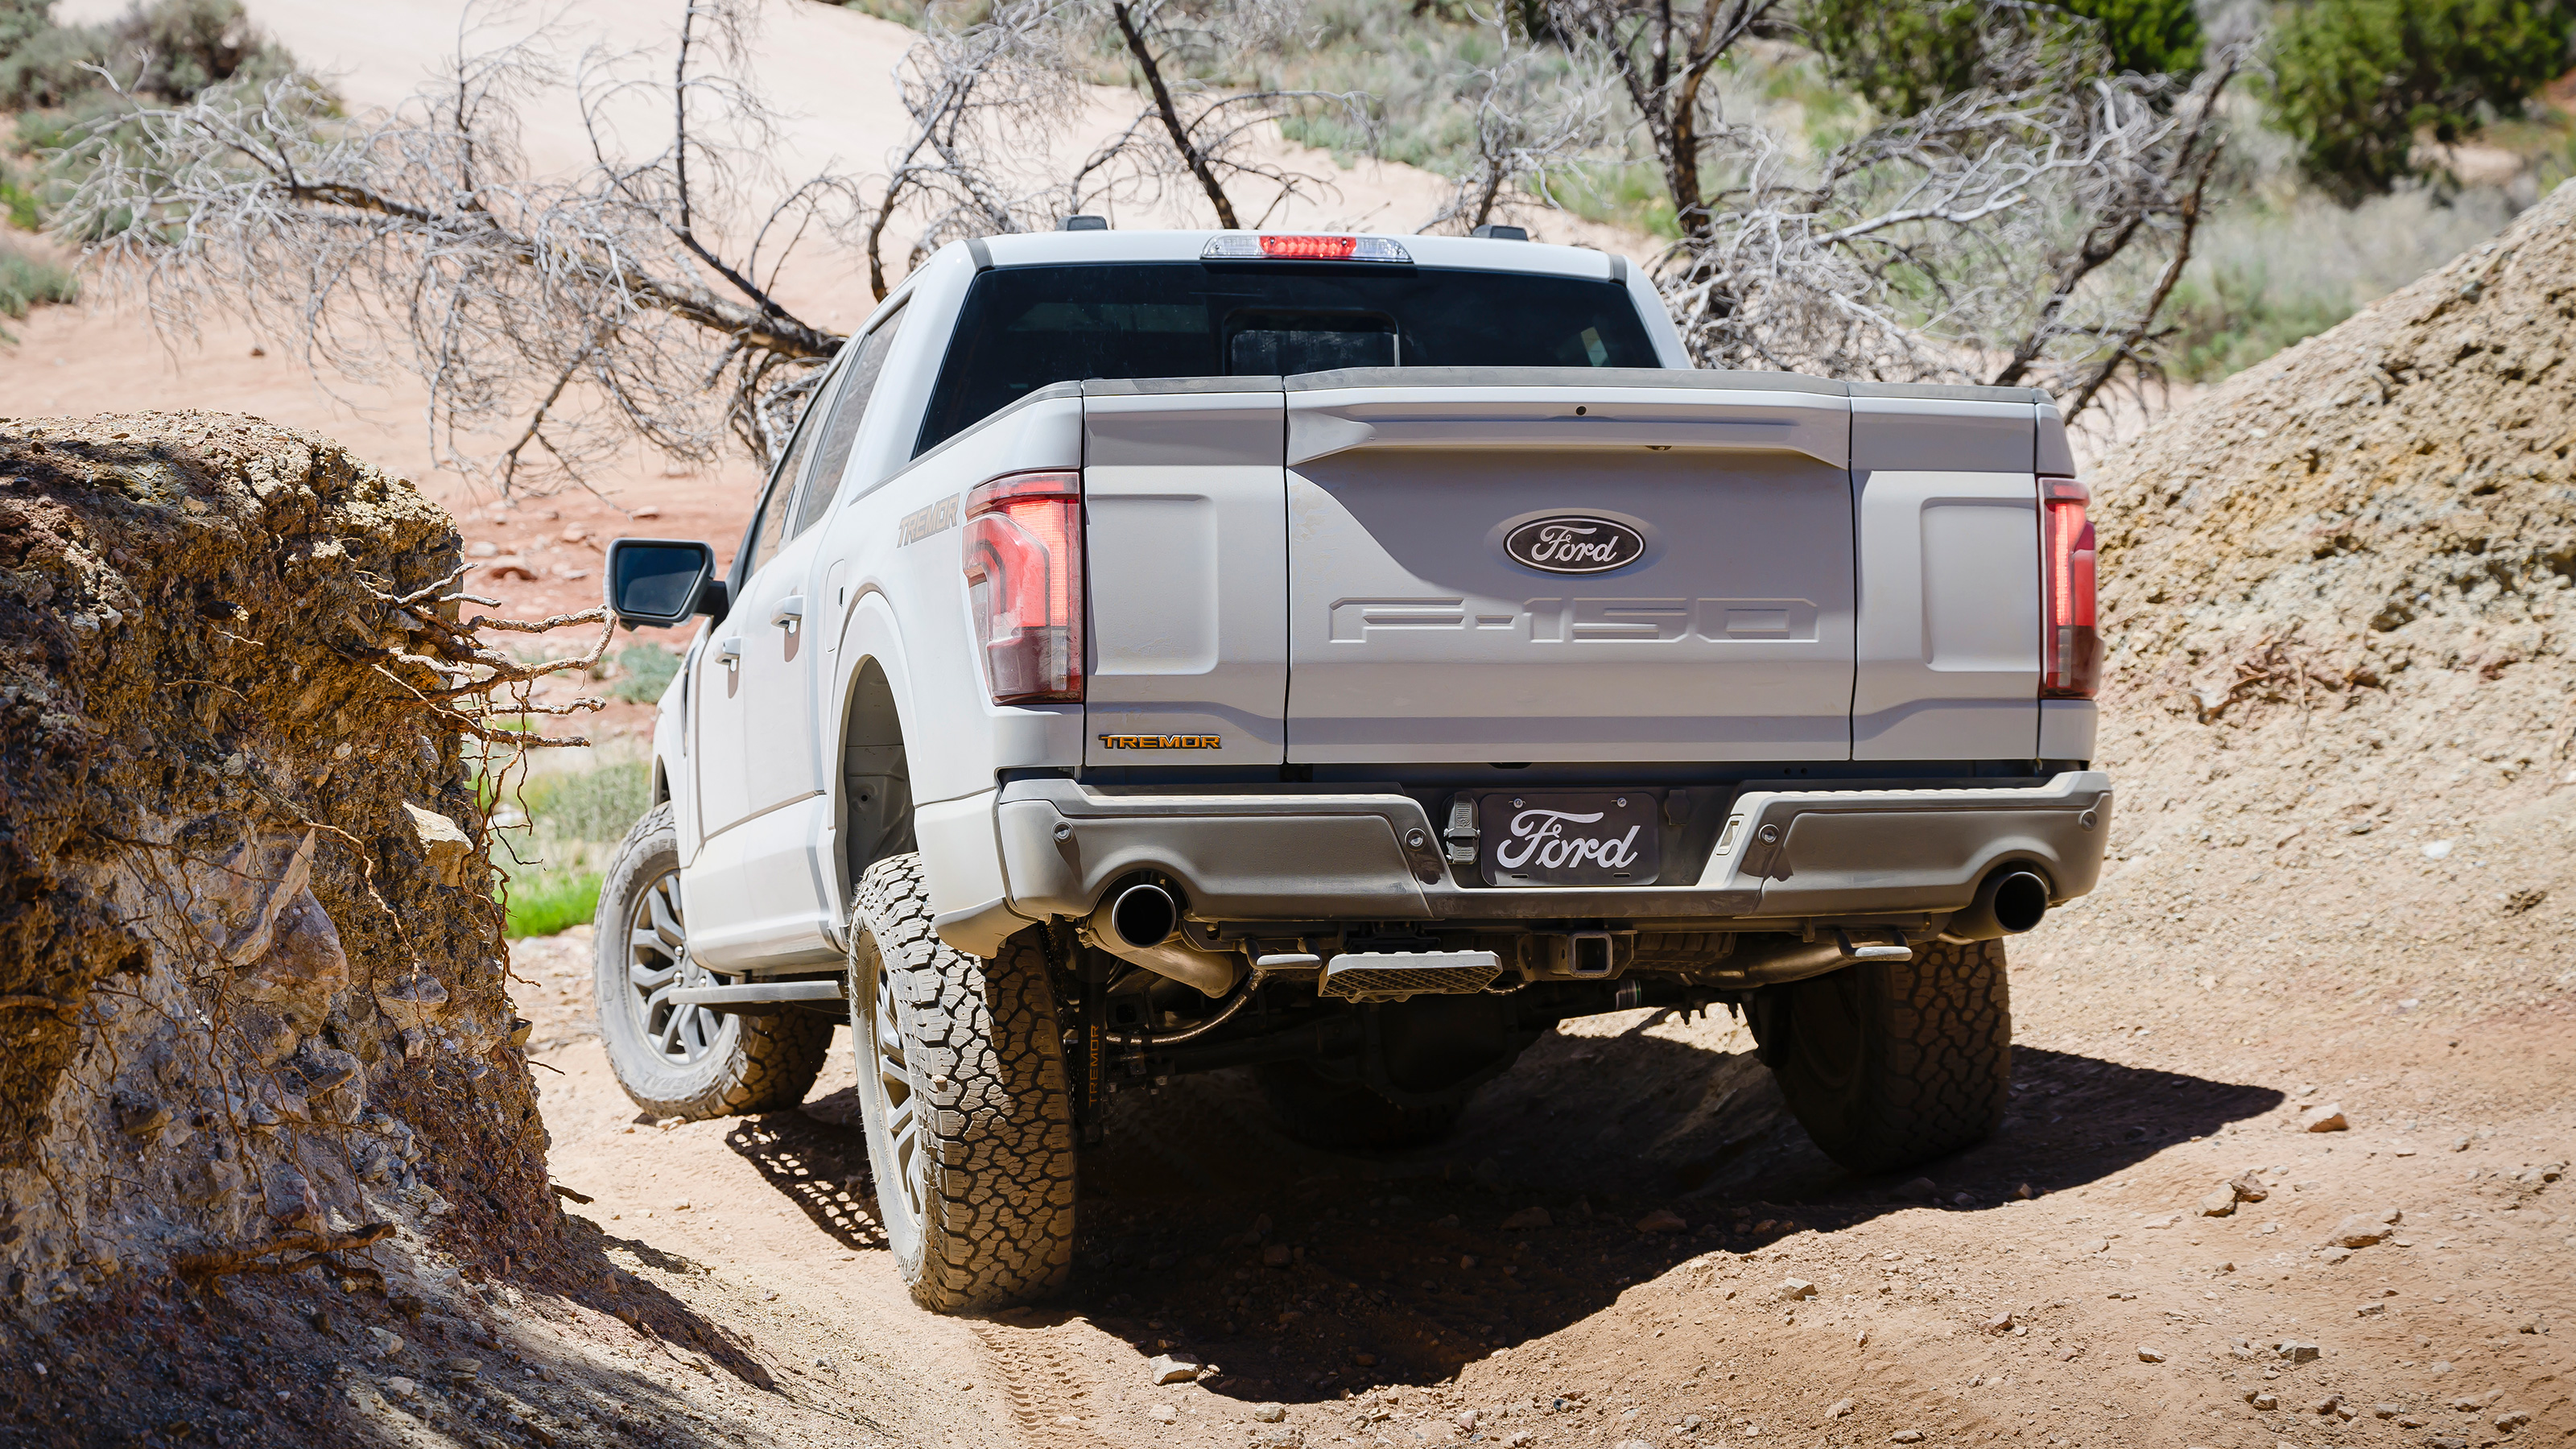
[666,980,846,1008]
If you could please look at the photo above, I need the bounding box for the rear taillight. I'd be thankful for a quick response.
[961,470,1084,704]
[2039,476,2100,699]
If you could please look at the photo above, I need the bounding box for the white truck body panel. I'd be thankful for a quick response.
[621,229,2103,972]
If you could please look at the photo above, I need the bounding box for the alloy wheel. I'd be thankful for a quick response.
[624,868,728,1065]
[869,955,927,1232]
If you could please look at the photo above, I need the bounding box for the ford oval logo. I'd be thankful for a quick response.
[1503,515,1645,574]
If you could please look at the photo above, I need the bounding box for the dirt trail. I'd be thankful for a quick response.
[485,910,2570,1449]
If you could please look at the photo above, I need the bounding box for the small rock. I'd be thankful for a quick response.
[1892,1431,1926,1444]
[1453,1410,1476,1430]
[439,1357,480,1377]
[2249,1392,2279,1410]
[2228,1171,2270,1203]
[401,803,476,888]
[2429,1438,2469,1449]
[1253,1403,1287,1423]
[2421,839,2454,860]
[1261,1243,1292,1267]
[383,1376,419,1397]
[2322,1246,2354,1265]
[2299,1103,2350,1133]
[1827,1398,1855,1418]
[1636,1208,1688,1233]
[1501,1206,1553,1230]
[1352,1352,1376,1367]
[2332,1208,2401,1247]
[1145,1353,1200,1385]
[2496,1410,2532,1430]
[2198,1187,2237,1217]
[1897,1177,1938,1200]
[2355,1302,2384,1316]
[368,1327,405,1357]
[1252,1428,1303,1449]
[1682,1414,1705,1432]
[1145,1403,1178,1424]
[1983,1312,2015,1334]
[2372,1404,2400,1419]
[2311,1395,2342,1415]
[2277,1340,2321,1363]
[1779,1278,1817,1301]
[1501,1435,1534,1449]
[2138,1346,2165,1363]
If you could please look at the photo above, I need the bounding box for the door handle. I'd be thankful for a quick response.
[715,637,742,663]
[770,595,804,628]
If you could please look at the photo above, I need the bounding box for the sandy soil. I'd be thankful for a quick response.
[393,906,2568,1449]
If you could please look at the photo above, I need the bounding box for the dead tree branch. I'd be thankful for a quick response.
[57,1,855,492]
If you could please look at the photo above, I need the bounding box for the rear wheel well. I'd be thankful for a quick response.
[838,657,915,894]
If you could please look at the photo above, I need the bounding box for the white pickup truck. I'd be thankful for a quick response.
[595,225,2110,1311]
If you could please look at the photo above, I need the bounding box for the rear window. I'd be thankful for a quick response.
[918,262,1660,454]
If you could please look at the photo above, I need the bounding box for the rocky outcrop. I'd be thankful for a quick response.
[0,411,551,1305]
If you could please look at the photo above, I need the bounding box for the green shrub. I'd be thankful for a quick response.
[1802,0,2199,119]
[2164,184,2512,379]
[503,867,605,939]
[0,161,39,229]
[2264,0,2574,200]
[520,760,652,844]
[607,642,681,704]
[0,236,75,341]
[0,0,292,110]
[0,3,106,109]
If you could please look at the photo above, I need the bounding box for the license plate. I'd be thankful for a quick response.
[1478,791,1661,886]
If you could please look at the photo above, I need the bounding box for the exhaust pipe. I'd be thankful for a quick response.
[1945,869,2051,942]
[1086,882,1241,997]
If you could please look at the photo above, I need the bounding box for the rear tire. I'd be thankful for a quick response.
[849,854,1076,1311]
[593,803,832,1120]
[1253,1061,1463,1150]
[1750,939,2012,1174]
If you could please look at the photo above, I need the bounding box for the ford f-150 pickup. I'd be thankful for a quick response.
[594,223,2109,1311]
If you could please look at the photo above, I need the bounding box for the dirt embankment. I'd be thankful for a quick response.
[0,414,617,1442]
[2063,178,2576,1018]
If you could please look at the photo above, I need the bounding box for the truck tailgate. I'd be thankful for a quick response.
[1282,373,1856,763]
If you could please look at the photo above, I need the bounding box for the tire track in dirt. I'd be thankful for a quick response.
[972,1318,1120,1449]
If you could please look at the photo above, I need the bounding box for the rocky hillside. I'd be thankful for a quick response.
[0,413,567,1431]
[2051,179,2576,1025]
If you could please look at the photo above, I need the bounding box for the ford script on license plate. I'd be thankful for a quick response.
[1477,791,1661,887]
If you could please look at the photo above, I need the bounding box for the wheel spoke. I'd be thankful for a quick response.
[629,961,677,991]
[646,883,684,946]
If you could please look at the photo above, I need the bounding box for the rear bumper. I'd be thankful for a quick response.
[991,771,2110,927]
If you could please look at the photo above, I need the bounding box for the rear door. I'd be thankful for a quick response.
[1282,372,1856,764]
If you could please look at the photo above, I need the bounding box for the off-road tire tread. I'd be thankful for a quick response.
[595,803,833,1120]
[857,853,1076,1311]
[1773,939,2011,1174]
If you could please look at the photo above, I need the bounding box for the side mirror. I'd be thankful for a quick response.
[605,538,724,628]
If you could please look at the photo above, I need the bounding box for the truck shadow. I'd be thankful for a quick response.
[720,1005,2284,1410]
[1042,1012,2284,1406]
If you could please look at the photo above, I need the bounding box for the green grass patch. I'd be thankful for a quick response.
[0,236,76,318]
[504,867,605,939]
[607,642,681,704]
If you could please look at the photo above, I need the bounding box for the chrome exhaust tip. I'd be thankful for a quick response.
[1086,881,1239,998]
[1946,869,2050,941]
[1105,881,1179,949]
